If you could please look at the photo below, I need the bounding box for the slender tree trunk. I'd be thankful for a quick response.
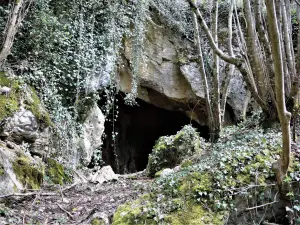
[0,0,24,67]
[292,3,300,141]
[243,0,268,101]
[211,0,221,140]
[265,0,291,183]
[192,5,214,140]
[221,0,235,122]
[281,0,295,93]
[187,0,269,112]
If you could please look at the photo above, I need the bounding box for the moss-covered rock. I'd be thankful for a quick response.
[12,155,44,189]
[0,163,4,176]
[91,218,106,225]
[45,158,72,185]
[0,73,20,121]
[164,202,225,225]
[113,125,298,224]
[112,194,155,225]
[0,72,51,126]
[146,125,204,177]
[24,86,51,126]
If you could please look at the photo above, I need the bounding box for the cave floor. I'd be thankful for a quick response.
[0,174,152,225]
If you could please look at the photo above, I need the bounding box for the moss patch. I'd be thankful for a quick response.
[0,72,51,126]
[12,156,43,189]
[45,158,71,185]
[165,202,225,225]
[146,125,204,177]
[0,164,5,176]
[0,73,20,121]
[112,195,155,225]
[24,87,52,126]
[91,218,106,225]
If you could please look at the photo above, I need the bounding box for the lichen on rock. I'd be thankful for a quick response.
[146,125,204,177]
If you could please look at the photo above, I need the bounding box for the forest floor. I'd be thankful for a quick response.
[0,173,152,225]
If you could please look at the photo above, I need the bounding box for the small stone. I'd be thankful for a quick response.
[6,141,15,149]
[160,168,174,178]
[0,131,9,137]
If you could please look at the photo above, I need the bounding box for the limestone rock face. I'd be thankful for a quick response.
[78,104,105,165]
[0,144,43,195]
[1,107,38,143]
[118,23,249,124]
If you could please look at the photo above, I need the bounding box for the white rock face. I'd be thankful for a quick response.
[91,166,118,184]
[1,107,38,143]
[0,146,23,195]
[78,104,105,165]
[118,23,249,124]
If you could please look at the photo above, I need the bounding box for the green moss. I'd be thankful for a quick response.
[0,72,51,126]
[12,156,44,189]
[91,218,106,225]
[25,87,52,126]
[0,73,20,121]
[0,164,5,176]
[46,158,71,185]
[112,195,155,225]
[179,172,213,195]
[154,170,163,178]
[0,72,11,86]
[181,159,193,168]
[146,125,204,177]
[165,202,225,225]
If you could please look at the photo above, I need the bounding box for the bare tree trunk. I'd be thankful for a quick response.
[292,3,300,142]
[220,0,235,122]
[211,0,221,140]
[281,0,295,93]
[265,0,291,183]
[0,0,33,67]
[187,0,269,112]
[243,0,267,101]
[192,6,214,140]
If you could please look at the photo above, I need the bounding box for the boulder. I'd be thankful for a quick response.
[0,143,44,195]
[146,125,205,177]
[91,166,118,184]
[1,107,38,143]
[78,104,105,165]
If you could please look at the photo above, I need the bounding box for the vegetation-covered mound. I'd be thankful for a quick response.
[0,72,51,125]
[146,125,205,177]
[113,121,300,224]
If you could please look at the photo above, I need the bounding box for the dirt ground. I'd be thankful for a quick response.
[0,175,152,225]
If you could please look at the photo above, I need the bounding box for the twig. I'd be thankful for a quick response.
[43,218,48,225]
[245,201,278,211]
[59,185,64,201]
[76,207,97,224]
[56,203,74,219]
[74,170,88,182]
[62,182,79,192]
[0,192,56,198]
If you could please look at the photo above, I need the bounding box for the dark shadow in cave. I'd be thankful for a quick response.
[99,93,209,174]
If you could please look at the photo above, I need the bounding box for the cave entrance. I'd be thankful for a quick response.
[100,93,209,174]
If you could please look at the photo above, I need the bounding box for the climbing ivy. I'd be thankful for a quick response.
[0,0,149,166]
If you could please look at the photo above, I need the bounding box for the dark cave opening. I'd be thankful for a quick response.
[100,93,209,174]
